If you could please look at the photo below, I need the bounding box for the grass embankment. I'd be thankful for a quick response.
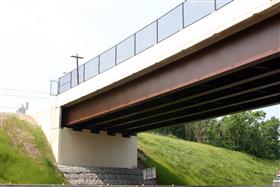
[138,133,279,185]
[0,114,65,184]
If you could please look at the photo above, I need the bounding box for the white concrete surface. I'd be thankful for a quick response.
[32,102,137,168]
[59,129,137,168]
[31,98,61,161]
[31,0,280,168]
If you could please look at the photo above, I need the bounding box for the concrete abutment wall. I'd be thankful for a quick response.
[58,128,137,168]
[31,102,137,168]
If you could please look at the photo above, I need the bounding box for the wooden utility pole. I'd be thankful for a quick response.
[71,53,84,85]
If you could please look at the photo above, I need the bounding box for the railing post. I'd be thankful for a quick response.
[214,0,217,11]
[182,3,185,28]
[58,78,61,94]
[70,72,72,88]
[83,64,85,82]
[134,33,137,55]
[98,55,101,74]
[115,45,117,65]
[156,20,159,43]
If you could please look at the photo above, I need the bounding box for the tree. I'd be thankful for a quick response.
[184,119,217,143]
[150,110,280,160]
[153,124,186,139]
[220,111,265,157]
[205,119,224,147]
[260,117,280,159]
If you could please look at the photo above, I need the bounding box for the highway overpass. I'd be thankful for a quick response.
[33,0,280,168]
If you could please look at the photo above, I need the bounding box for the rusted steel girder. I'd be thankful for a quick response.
[62,14,280,127]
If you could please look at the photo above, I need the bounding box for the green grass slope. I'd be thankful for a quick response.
[138,133,280,185]
[0,114,65,184]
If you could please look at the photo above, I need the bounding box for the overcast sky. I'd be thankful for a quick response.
[0,0,279,118]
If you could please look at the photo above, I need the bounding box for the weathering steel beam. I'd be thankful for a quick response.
[109,79,280,132]
[125,93,280,133]
[105,78,280,132]
[73,60,279,130]
[84,67,280,130]
[62,14,280,130]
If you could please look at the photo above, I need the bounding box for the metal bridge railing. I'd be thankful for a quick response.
[58,0,233,94]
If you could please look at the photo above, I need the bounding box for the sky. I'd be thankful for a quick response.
[0,0,279,118]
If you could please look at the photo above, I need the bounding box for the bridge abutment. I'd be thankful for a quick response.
[31,104,137,169]
[58,128,137,168]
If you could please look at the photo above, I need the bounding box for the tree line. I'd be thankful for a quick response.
[152,111,280,160]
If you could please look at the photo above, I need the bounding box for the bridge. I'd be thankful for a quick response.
[33,0,280,169]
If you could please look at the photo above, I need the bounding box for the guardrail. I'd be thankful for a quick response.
[58,0,233,94]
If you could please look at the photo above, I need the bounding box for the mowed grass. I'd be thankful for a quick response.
[138,133,280,185]
[0,115,65,184]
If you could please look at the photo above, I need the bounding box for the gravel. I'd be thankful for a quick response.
[58,165,156,185]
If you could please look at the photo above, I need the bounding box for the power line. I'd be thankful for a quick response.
[0,88,48,94]
[0,106,18,109]
[0,93,49,100]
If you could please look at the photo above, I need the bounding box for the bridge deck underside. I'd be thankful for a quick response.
[62,14,280,136]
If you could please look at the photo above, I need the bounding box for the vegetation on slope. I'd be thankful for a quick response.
[0,114,65,184]
[138,132,280,185]
[153,111,280,160]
